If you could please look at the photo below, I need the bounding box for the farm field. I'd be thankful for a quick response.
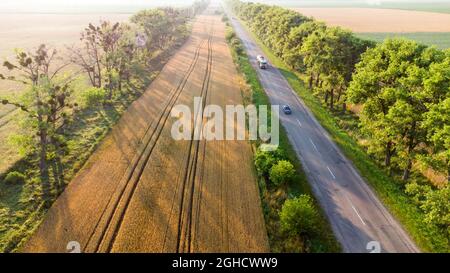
[0,13,131,63]
[22,10,269,253]
[261,0,450,14]
[373,2,450,14]
[292,8,450,33]
[292,7,450,49]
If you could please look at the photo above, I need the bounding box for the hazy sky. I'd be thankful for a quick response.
[2,0,450,12]
[0,0,191,5]
[2,0,450,8]
[0,0,196,13]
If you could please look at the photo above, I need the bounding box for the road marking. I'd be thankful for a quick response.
[327,165,336,179]
[345,195,367,226]
[296,118,302,128]
[309,138,319,153]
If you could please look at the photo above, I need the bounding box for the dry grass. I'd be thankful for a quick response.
[293,8,450,33]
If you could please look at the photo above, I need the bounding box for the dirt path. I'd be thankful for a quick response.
[21,7,268,253]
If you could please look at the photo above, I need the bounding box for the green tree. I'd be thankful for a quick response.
[69,21,127,99]
[406,183,450,237]
[347,39,427,170]
[269,160,295,186]
[279,195,319,237]
[348,40,446,179]
[282,21,326,73]
[0,45,76,199]
[254,148,286,179]
[131,7,187,52]
[422,97,450,182]
[301,27,370,110]
[421,52,450,182]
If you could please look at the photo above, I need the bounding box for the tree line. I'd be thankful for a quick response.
[0,0,209,202]
[228,0,449,246]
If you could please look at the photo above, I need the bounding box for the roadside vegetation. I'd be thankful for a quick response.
[227,0,449,252]
[223,14,340,253]
[0,0,209,252]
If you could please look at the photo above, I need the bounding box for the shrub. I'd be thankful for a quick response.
[222,14,229,22]
[80,87,106,107]
[231,38,244,55]
[269,160,295,186]
[4,171,26,185]
[225,28,236,43]
[280,194,319,237]
[254,148,286,178]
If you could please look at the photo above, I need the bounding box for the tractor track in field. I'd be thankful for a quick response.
[176,23,214,253]
[82,38,206,253]
[82,22,215,253]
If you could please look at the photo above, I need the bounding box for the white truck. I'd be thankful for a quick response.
[256,55,268,69]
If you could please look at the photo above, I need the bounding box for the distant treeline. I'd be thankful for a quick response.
[228,0,449,252]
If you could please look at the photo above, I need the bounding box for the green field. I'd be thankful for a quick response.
[357,32,450,49]
[263,0,450,14]
[375,2,450,14]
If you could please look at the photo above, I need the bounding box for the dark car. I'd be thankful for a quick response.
[282,105,292,114]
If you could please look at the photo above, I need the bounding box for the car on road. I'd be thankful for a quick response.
[282,105,292,114]
[256,55,268,69]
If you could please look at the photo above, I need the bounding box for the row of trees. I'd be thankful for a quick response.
[232,0,374,111]
[228,0,449,243]
[348,41,449,181]
[0,1,209,201]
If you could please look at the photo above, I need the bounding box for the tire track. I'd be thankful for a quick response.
[81,36,207,253]
[176,22,214,253]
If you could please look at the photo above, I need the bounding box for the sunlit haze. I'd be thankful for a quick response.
[0,0,196,13]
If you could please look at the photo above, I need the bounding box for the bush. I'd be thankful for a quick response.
[4,171,26,185]
[269,160,295,186]
[225,28,236,43]
[80,87,106,107]
[254,148,286,178]
[280,195,319,237]
[231,38,244,55]
[222,14,229,22]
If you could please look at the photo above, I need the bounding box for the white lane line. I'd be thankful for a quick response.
[327,165,336,179]
[296,118,302,128]
[345,195,367,226]
[309,138,318,153]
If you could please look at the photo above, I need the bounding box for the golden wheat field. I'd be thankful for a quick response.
[293,8,450,33]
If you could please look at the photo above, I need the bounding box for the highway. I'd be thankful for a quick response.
[225,8,419,253]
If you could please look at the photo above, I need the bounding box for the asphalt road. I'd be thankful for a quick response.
[225,9,420,253]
